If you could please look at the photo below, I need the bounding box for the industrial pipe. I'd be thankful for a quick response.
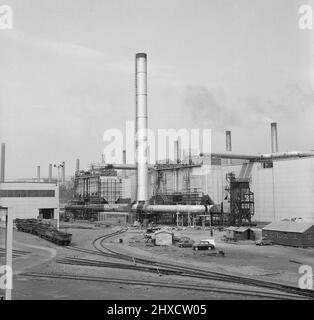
[145,204,213,214]
[203,151,314,161]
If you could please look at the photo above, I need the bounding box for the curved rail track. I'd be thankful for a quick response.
[61,227,314,300]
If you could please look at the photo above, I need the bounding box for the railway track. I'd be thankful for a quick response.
[62,228,314,299]
[20,272,301,300]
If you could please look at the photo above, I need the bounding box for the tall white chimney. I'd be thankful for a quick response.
[135,53,148,203]
[271,122,278,153]
[1,143,5,182]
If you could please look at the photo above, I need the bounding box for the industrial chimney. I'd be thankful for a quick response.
[76,159,80,173]
[135,53,148,203]
[49,164,52,182]
[1,143,5,182]
[122,150,127,179]
[61,162,65,184]
[226,131,232,152]
[37,166,41,182]
[271,122,278,153]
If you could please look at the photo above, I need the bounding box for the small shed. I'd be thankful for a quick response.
[262,221,314,247]
[225,226,238,240]
[234,226,251,241]
[154,229,173,246]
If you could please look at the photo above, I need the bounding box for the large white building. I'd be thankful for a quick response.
[0,182,59,222]
[148,156,314,223]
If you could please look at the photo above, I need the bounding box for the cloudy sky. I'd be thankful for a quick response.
[0,0,314,179]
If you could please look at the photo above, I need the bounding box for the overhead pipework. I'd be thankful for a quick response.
[1,142,5,182]
[135,53,148,204]
[271,122,278,153]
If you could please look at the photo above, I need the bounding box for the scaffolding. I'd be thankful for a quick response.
[225,173,254,226]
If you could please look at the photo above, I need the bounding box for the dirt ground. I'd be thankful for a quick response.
[1,222,313,299]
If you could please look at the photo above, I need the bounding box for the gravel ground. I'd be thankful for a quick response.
[1,222,313,299]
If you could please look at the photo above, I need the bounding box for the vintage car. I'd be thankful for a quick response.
[255,238,273,246]
[178,237,195,248]
[192,239,216,251]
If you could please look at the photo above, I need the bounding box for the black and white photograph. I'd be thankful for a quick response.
[0,0,314,310]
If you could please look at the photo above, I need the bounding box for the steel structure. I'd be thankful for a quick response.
[225,173,254,226]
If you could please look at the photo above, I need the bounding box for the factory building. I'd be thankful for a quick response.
[0,181,59,221]
[65,53,314,226]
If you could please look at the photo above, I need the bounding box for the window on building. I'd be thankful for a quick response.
[0,190,55,197]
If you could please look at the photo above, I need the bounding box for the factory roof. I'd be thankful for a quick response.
[235,227,250,232]
[263,221,314,233]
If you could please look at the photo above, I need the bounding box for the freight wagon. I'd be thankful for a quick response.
[15,219,72,246]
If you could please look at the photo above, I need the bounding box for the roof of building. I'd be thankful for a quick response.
[155,229,173,235]
[235,227,250,232]
[226,226,238,231]
[262,221,314,233]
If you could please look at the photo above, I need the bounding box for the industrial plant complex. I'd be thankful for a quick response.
[1,52,314,301]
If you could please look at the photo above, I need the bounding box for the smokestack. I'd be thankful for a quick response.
[61,162,65,184]
[37,166,40,182]
[76,159,80,172]
[226,131,232,165]
[271,122,278,153]
[226,131,232,152]
[175,140,180,164]
[49,164,52,182]
[1,143,5,182]
[135,53,148,203]
[122,150,126,179]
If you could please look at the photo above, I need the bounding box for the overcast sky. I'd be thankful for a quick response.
[1,0,314,179]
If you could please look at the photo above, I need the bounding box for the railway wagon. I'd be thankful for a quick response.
[15,219,72,246]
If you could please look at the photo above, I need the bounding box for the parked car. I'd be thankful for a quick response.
[255,238,273,246]
[192,239,215,251]
[178,237,195,248]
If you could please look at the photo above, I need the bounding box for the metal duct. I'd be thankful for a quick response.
[1,143,5,182]
[76,159,80,172]
[37,166,40,182]
[49,164,52,182]
[145,204,212,214]
[271,122,278,153]
[135,53,148,202]
[204,151,314,161]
